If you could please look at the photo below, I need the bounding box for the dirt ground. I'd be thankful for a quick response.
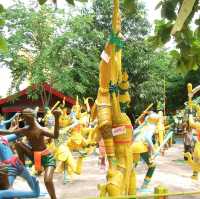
[13,144,200,199]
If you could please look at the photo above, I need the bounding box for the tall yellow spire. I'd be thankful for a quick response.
[111,0,122,84]
[112,0,121,33]
[76,96,79,106]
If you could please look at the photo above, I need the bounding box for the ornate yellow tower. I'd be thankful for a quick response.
[96,0,136,196]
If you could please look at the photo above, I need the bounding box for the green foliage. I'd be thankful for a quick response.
[65,0,75,6]
[38,0,48,5]
[0,36,8,53]
[65,0,89,5]
[123,0,137,15]
[0,4,7,53]
[92,0,149,40]
[148,20,173,48]
[160,0,179,20]
[0,4,4,13]
[36,0,138,13]
[0,2,101,100]
[0,0,185,115]
[1,3,66,92]
[152,0,200,73]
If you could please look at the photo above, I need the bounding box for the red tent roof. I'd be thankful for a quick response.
[0,83,75,106]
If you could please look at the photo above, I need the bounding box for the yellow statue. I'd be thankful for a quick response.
[54,97,97,182]
[184,83,200,180]
[154,111,166,154]
[45,99,85,183]
[184,114,200,180]
[93,0,136,196]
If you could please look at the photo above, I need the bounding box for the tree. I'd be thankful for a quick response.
[38,0,88,6]
[1,0,180,115]
[0,2,102,100]
[91,0,178,115]
[149,0,200,73]
[0,4,8,53]
[0,0,138,52]
[92,0,149,40]
[1,3,67,91]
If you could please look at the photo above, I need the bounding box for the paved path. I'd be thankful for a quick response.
[13,144,200,199]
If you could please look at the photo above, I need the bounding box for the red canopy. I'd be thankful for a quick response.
[0,83,75,113]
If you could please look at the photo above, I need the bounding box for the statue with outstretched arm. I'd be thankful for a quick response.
[131,112,160,190]
[0,108,61,199]
[0,133,40,199]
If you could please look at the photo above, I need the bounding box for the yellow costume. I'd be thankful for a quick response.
[155,111,165,153]
[45,103,85,183]
[184,83,200,180]
[55,98,97,181]
[185,115,200,180]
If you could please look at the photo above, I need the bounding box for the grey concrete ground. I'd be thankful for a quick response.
[13,144,200,199]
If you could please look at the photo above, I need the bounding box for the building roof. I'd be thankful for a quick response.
[0,83,75,113]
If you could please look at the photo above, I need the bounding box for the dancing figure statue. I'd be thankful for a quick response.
[48,103,81,183]
[131,112,159,190]
[0,108,61,199]
[47,98,94,184]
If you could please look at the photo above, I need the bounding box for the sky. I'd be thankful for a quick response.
[0,0,161,97]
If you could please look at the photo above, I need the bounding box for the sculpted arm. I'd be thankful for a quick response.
[0,127,27,135]
[42,110,61,139]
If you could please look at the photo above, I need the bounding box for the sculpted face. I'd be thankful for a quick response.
[21,108,36,121]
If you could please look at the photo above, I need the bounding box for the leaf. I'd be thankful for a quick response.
[66,0,75,6]
[77,0,88,2]
[170,50,180,59]
[161,0,178,21]
[155,1,162,10]
[155,20,173,45]
[171,0,196,35]
[192,63,198,70]
[124,0,137,15]
[0,4,4,13]
[0,18,5,26]
[38,0,48,5]
[0,36,8,53]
